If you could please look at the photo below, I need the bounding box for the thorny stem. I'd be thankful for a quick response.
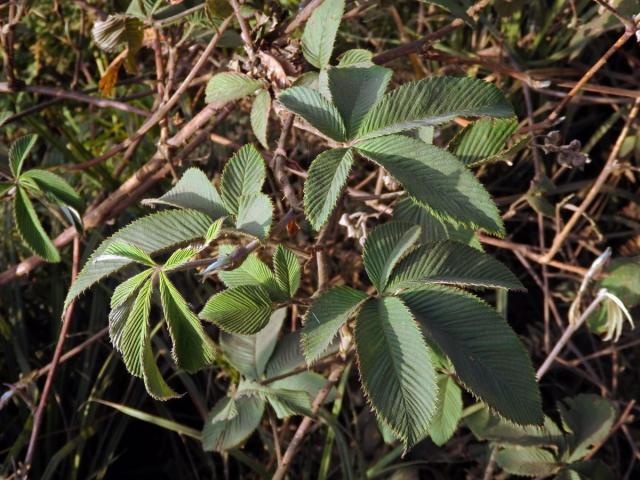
[22,235,81,478]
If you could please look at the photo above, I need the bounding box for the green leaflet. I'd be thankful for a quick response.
[250,89,271,149]
[235,192,272,240]
[429,374,463,446]
[495,446,560,477]
[301,0,345,69]
[205,72,264,104]
[273,245,301,298]
[92,14,143,53]
[266,331,307,378]
[143,168,227,219]
[199,284,273,335]
[337,49,374,68]
[386,241,524,292]
[278,87,347,141]
[363,222,421,292]
[9,134,38,177]
[201,395,265,452]
[20,169,82,210]
[328,66,392,139]
[355,134,505,236]
[355,296,437,448]
[303,148,354,230]
[113,279,152,378]
[217,246,281,299]
[110,269,153,310]
[13,185,60,262]
[302,286,368,364]
[99,241,157,267]
[220,308,286,380]
[400,286,543,426]
[448,117,519,167]
[558,394,616,463]
[65,209,212,309]
[356,76,514,140]
[220,144,266,215]
[159,272,216,373]
[393,197,481,248]
[142,337,180,400]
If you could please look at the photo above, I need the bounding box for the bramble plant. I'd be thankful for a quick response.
[4,0,639,478]
[60,0,547,454]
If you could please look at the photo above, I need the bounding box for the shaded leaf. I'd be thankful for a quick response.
[13,186,59,262]
[429,374,463,446]
[235,192,272,240]
[266,331,308,378]
[302,286,368,364]
[495,446,560,477]
[355,296,437,447]
[220,308,286,379]
[386,241,523,292]
[393,197,481,248]
[9,134,38,177]
[355,135,504,235]
[363,222,421,292]
[20,169,82,210]
[328,66,392,139]
[278,87,346,141]
[357,76,514,140]
[142,337,180,400]
[92,14,143,53]
[448,117,518,166]
[200,285,273,334]
[303,148,354,230]
[202,396,265,452]
[159,272,216,372]
[401,286,542,426]
[250,89,271,149]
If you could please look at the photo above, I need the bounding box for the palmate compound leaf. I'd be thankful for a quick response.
[448,117,519,167]
[202,395,265,452]
[355,296,438,448]
[13,185,60,262]
[363,222,422,292]
[273,245,301,298]
[65,209,212,309]
[328,66,392,139]
[20,169,82,210]
[220,308,287,380]
[9,134,38,177]
[235,192,272,240]
[301,286,368,364]
[386,241,524,293]
[356,76,514,140]
[429,374,463,446]
[142,168,227,219]
[303,148,354,230]
[400,286,543,426]
[220,144,266,216]
[205,72,264,105]
[355,134,505,236]
[158,272,216,373]
[278,87,347,141]
[199,285,274,335]
[393,197,481,248]
[301,0,345,69]
[250,89,271,149]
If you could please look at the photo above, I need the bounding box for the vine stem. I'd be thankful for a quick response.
[272,365,344,480]
[22,235,81,478]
